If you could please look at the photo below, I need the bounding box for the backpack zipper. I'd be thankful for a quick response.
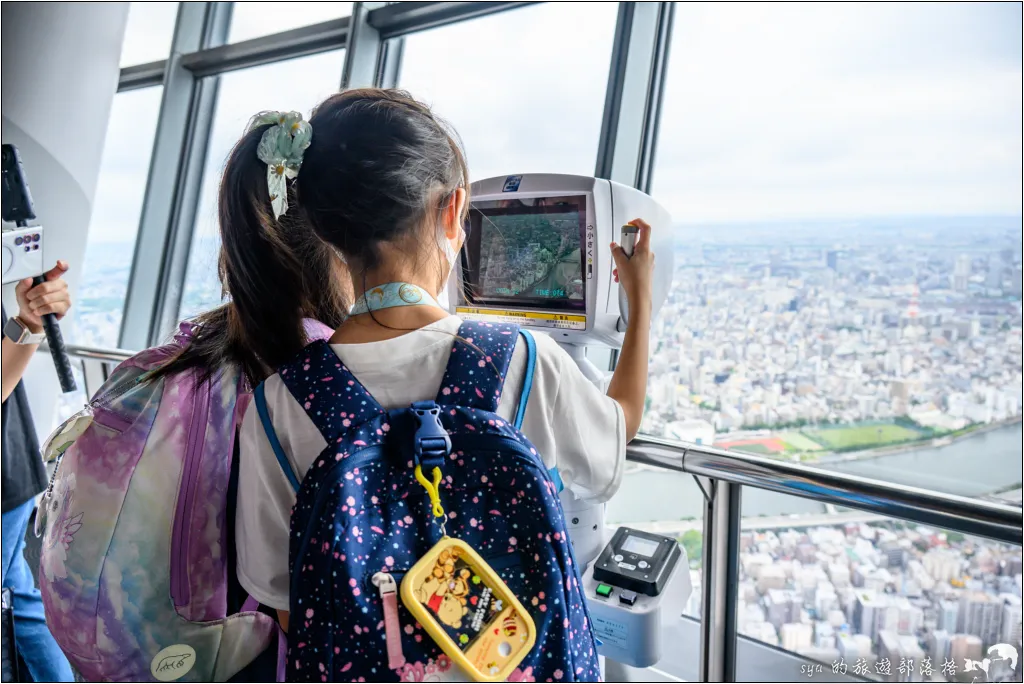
[293,436,548,588]
[170,380,211,607]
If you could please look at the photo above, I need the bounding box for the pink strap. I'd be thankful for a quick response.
[241,596,259,613]
[382,590,406,670]
[276,626,288,682]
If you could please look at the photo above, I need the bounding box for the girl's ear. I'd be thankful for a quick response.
[443,187,467,240]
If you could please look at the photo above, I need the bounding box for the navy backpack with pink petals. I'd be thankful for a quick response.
[255,320,601,682]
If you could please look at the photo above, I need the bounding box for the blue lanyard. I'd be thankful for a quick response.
[348,282,442,316]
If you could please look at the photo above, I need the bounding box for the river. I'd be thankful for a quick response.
[607,422,1023,524]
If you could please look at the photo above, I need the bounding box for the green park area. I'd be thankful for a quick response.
[802,423,923,451]
[776,431,825,452]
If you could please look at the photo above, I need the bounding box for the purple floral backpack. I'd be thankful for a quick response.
[37,320,331,682]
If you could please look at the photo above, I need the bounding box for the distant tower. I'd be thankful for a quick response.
[906,284,919,321]
[953,254,971,292]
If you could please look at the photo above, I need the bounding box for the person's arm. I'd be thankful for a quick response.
[2,336,40,403]
[606,219,655,441]
[2,261,70,402]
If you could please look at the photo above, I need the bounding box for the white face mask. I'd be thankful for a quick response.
[439,225,463,286]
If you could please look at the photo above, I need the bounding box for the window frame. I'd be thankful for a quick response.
[116,1,673,349]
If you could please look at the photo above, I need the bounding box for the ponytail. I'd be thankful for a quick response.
[157,120,348,388]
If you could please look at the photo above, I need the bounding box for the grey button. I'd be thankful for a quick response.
[638,561,649,569]
[613,554,623,562]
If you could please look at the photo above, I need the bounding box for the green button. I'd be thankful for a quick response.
[596,584,613,598]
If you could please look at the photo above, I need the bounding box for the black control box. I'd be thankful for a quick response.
[592,526,680,597]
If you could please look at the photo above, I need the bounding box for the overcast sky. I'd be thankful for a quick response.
[89,1,1022,251]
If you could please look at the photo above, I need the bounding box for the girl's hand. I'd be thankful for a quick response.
[610,218,655,318]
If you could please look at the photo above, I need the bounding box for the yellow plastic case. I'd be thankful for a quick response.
[399,538,536,682]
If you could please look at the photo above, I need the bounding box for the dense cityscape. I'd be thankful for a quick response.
[732,521,1022,682]
[641,217,1023,459]
[64,216,1023,680]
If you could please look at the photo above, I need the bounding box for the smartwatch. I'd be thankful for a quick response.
[3,316,45,345]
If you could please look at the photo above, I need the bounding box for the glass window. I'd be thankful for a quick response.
[736,488,1023,682]
[645,3,1023,498]
[399,2,618,182]
[119,2,179,67]
[179,50,345,321]
[228,2,353,43]
[68,87,163,350]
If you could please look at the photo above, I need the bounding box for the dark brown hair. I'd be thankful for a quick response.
[159,88,468,387]
[297,88,469,272]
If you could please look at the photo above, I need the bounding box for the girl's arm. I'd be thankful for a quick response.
[606,218,656,441]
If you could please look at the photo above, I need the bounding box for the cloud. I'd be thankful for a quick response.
[93,1,1023,251]
[652,2,1022,222]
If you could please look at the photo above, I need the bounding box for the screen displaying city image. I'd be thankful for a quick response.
[463,195,587,312]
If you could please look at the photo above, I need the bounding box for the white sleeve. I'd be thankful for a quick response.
[520,334,626,503]
[235,375,325,612]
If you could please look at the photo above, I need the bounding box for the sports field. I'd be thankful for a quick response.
[715,437,788,455]
[776,431,825,452]
[803,423,922,450]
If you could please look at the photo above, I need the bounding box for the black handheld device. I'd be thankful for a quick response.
[1,144,77,393]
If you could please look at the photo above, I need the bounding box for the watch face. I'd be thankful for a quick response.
[4,316,26,342]
[3,317,35,343]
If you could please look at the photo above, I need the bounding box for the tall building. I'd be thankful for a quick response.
[924,549,962,584]
[837,633,875,662]
[953,254,971,292]
[827,250,840,271]
[765,588,798,629]
[878,630,924,682]
[959,592,1002,647]
[854,590,891,641]
[928,629,950,664]
[1001,595,1023,647]
[938,599,960,633]
[948,634,983,671]
[781,622,813,652]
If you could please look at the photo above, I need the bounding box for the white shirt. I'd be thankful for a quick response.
[236,315,625,611]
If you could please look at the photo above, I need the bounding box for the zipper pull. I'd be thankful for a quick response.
[372,572,406,671]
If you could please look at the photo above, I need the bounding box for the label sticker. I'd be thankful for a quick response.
[592,614,628,648]
[151,644,197,681]
[586,225,594,280]
[502,175,522,192]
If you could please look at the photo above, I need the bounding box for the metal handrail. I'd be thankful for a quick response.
[59,343,136,365]
[54,344,1023,545]
[628,436,1023,545]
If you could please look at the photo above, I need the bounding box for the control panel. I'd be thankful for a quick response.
[582,527,691,669]
[593,526,680,597]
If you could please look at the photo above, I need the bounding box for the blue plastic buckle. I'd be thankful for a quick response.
[409,401,451,470]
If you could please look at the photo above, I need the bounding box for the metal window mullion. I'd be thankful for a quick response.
[376,37,405,89]
[698,480,741,682]
[181,17,350,78]
[118,60,168,92]
[594,2,674,189]
[118,2,232,350]
[635,1,675,195]
[366,1,538,40]
[341,2,385,90]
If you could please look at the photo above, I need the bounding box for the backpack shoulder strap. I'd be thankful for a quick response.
[274,339,386,446]
[512,329,536,430]
[435,321,520,412]
[253,382,300,493]
[510,330,564,493]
